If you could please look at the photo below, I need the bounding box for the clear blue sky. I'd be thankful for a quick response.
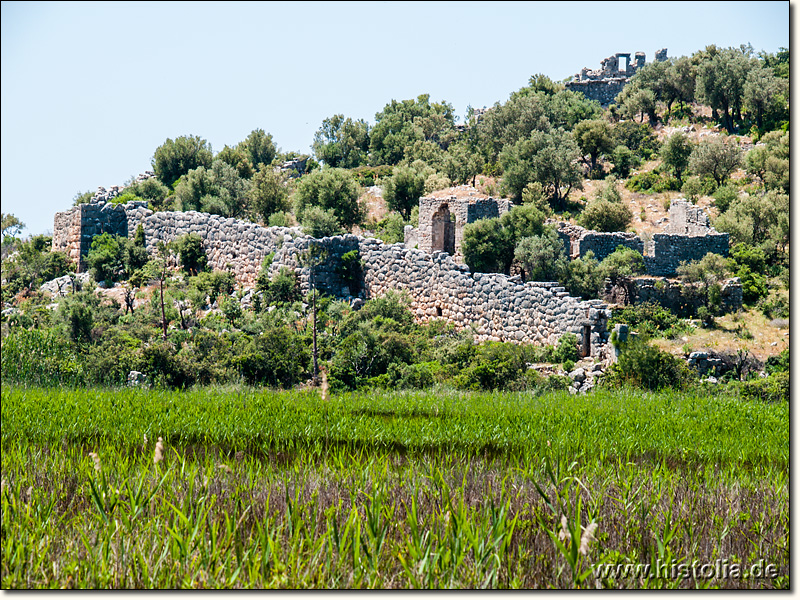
[1,0,790,235]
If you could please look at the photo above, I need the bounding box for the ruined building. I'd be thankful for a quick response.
[565,49,668,106]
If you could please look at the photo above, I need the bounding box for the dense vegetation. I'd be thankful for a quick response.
[1,386,789,588]
[0,41,790,589]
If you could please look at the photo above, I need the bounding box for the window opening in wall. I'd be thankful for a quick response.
[431,203,455,255]
[618,55,628,74]
[436,306,443,317]
[582,324,592,358]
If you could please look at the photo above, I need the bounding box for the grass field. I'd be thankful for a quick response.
[1,385,789,589]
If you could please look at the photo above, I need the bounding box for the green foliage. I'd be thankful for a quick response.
[256,266,300,306]
[608,301,689,339]
[599,246,646,284]
[688,136,743,188]
[248,167,289,223]
[660,132,694,182]
[215,145,255,179]
[500,128,583,206]
[373,212,406,245]
[514,228,568,283]
[565,251,603,300]
[382,165,426,219]
[610,121,660,161]
[681,176,715,203]
[461,204,546,275]
[553,333,579,364]
[609,145,638,178]
[765,348,789,376]
[312,114,370,169]
[293,168,363,227]
[337,249,363,296]
[713,190,788,258]
[738,370,789,403]
[152,135,213,187]
[300,206,345,238]
[454,342,539,392]
[579,177,632,232]
[744,131,789,193]
[2,212,26,240]
[695,46,753,133]
[86,233,124,284]
[606,336,690,391]
[572,119,614,172]
[1,235,70,299]
[191,270,236,305]
[369,94,457,166]
[126,177,171,210]
[237,129,277,172]
[72,190,94,206]
[170,233,208,276]
[0,328,84,386]
[624,170,681,193]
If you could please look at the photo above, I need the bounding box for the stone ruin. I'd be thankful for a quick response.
[410,195,513,263]
[49,188,736,360]
[565,49,668,106]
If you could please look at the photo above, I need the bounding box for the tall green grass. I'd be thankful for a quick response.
[1,386,789,589]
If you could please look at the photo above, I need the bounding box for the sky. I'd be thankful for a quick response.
[1,0,791,236]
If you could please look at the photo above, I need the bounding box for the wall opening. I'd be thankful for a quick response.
[436,306,443,317]
[618,55,628,74]
[581,324,592,358]
[431,204,455,255]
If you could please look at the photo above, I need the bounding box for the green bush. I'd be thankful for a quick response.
[374,212,406,245]
[256,267,300,306]
[553,333,579,364]
[191,271,236,305]
[765,349,789,375]
[738,370,788,403]
[337,249,363,296]
[171,233,208,276]
[234,327,310,388]
[605,336,690,391]
[455,341,537,392]
[608,301,689,339]
[625,170,681,193]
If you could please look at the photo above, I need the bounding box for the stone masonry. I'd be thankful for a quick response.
[50,192,728,355]
[415,195,513,262]
[565,49,668,106]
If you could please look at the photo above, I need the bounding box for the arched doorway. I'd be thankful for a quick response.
[431,204,455,255]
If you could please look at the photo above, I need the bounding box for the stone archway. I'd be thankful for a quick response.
[431,203,455,255]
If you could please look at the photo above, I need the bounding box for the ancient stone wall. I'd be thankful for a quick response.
[556,223,644,263]
[417,196,512,261]
[617,276,743,316]
[643,233,730,277]
[565,49,667,107]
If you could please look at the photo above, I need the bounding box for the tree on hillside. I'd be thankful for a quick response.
[744,131,789,193]
[369,95,457,166]
[616,87,657,125]
[714,190,788,257]
[124,177,170,210]
[695,46,753,133]
[152,135,214,187]
[578,176,632,233]
[382,165,426,219]
[216,145,255,179]
[2,213,25,240]
[500,128,583,207]
[312,114,370,169]
[249,168,290,223]
[461,204,546,275]
[293,168,363,227]
[743,66,789,131]
[573,119,614,173]
[660,132,694,183]
[237,129,278,172]
[688,137,743,189]
[174,159,252,218]
[514,227,569,282]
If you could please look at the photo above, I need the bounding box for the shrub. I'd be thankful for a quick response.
[455,341,537,392]
[738,370,789,403]
[579,198,632,232]
[192,270,235,305]
[374,212,406,245]
[171,233,208,276]
[712,185,738,213]
[610,145,638,178]
[300,206,345,238]
[234,327,309,388]
[765,349,789,375]
[140,340,196,388]
[608,301,689,339]
[625,170,681,193]
[86,233,124,284]
[257,267,301,306]
[553,333,579,364]
[605,337,690,391]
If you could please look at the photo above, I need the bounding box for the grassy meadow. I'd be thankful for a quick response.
[0,384,789,589]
